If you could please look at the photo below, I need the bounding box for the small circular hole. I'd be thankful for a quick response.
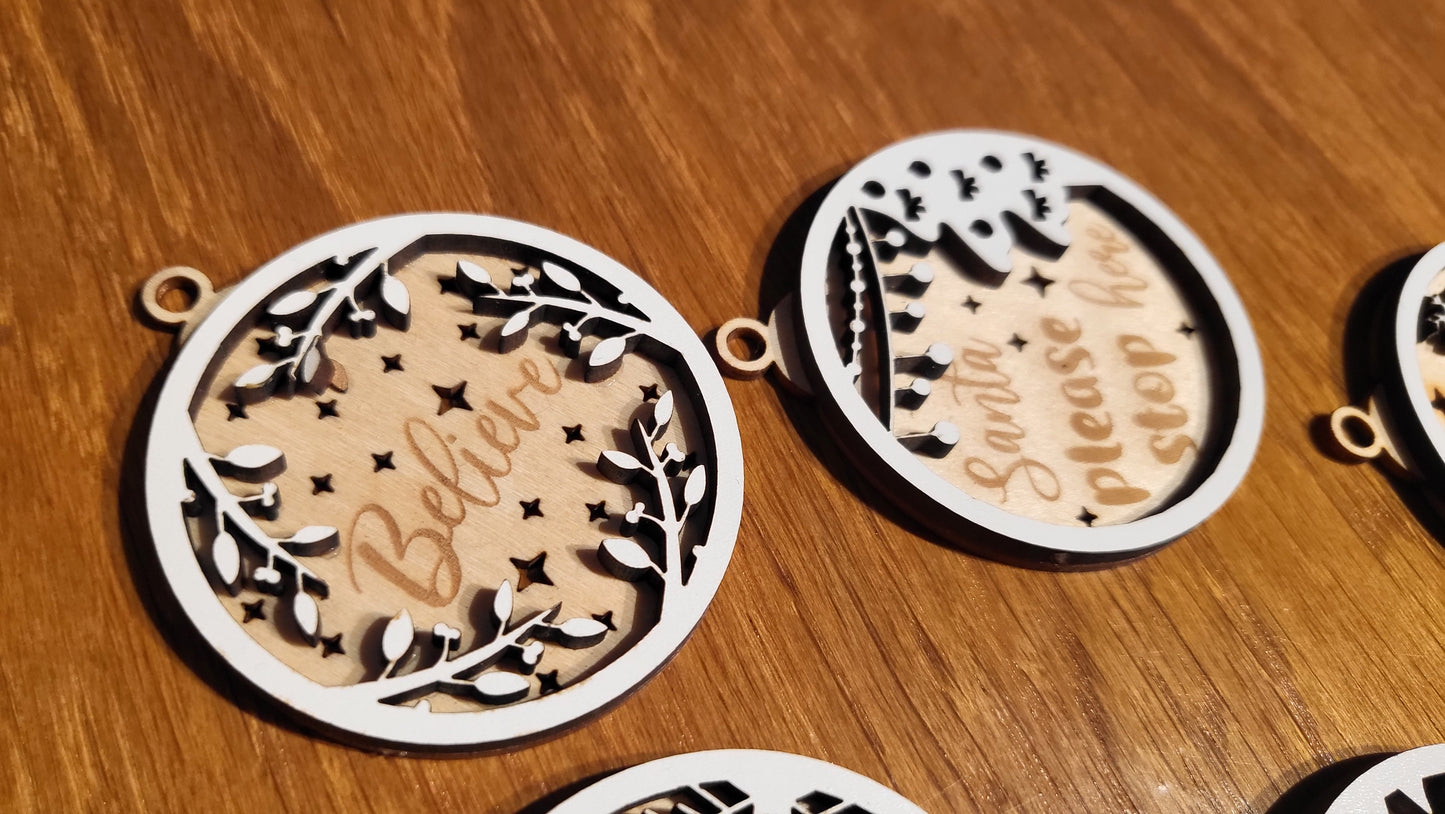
[981,155,1002,171]
[156,277,200,313]
[727,328,766,362]
[970,219,994,237]
[861,181,885,198]
[1341,414,1375,449]
[713,317,773,379]
[908,161,931,177]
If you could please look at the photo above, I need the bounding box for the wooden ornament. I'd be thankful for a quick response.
[717,130,1265,567]
[1330,244,1445,483]
[540,749,927,813]
[1322,744,1445,813]
[134,214,743,751]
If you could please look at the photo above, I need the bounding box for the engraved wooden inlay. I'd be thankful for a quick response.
[833,199,1214,527]
[190,250,706,706]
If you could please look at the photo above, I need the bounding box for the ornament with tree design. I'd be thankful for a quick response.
[1331,244,1445,497]
[717,130,1264,567]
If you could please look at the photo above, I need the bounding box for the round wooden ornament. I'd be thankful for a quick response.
[1323,744,1445,813]
[540,749,927,813]
[1330,244,1445,483]
[717,130,1265,567]
[134,214,742,751]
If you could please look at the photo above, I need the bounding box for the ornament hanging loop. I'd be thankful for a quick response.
[714,317,774,379]
[712,294,813,395]
[138,266,218,341]
[1329,392,1415,477]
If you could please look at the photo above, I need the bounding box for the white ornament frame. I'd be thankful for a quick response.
[1325,744,1445,813]
[542,749,927,813]
[783,130,1265,566]
[1331,243,1445,481]
[138,214,743,751]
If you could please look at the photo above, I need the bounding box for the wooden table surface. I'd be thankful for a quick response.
[5,1,1445,811]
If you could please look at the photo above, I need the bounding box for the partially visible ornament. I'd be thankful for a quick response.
[716,130,1264,567]
[134,214,742,751]
[1331,244,1445,483]
[1322,744,1445,813]
[540,749,927,813]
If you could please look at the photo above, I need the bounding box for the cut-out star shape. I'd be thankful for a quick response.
[432,382,472,415]
[1178,322,1197,338]
[316,399,339,419]
[1007,333,1028,352]
[586,500,609,522]
[962,296,981,313]
[320,633,345,657]
[439,275,460,295]
[520,498,544,519]
[1077,507,1098,527]
[311,474,334,494]
[381,353,404,372]
[371,451,395,472]
[241,599,266,622]
[225,402,248,421]
[592,610,616,631]
[458,323,480,341]
[509,552,554,591]
[639,383,660,401]
[563,424,585,444]
[537,670,562,695]
[1022,267,1055,297]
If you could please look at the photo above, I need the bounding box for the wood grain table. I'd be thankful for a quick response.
[5,1,1445,811]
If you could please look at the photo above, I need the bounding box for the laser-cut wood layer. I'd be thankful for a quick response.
[190,250,708,707]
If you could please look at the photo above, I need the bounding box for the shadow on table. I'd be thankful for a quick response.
[117,349,321,742]
[738,173,948,550]
[512,769,619,814]
[1309,250,1445,547]
[1263,752,1395,813]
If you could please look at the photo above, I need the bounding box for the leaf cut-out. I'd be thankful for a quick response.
[292,592,320,643]
[381,609,414,665]
[597,450,643,483]
[541,261,581,292]
[550,617,608,648]
[212,531,241,592]
[379,275,410,330]
[682,466,708,507]
[492,580,514,630]
[599,538,654,581]
[216,444,286,482]
[298,345,328,389]
[234,362,281,401]
[267,289,317,318]
[455,260,493,295]
[473,671,530,704]
[653,389,674,430]
[280,526,339,556]
[585,335,627,381]
[498,309,532,353]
